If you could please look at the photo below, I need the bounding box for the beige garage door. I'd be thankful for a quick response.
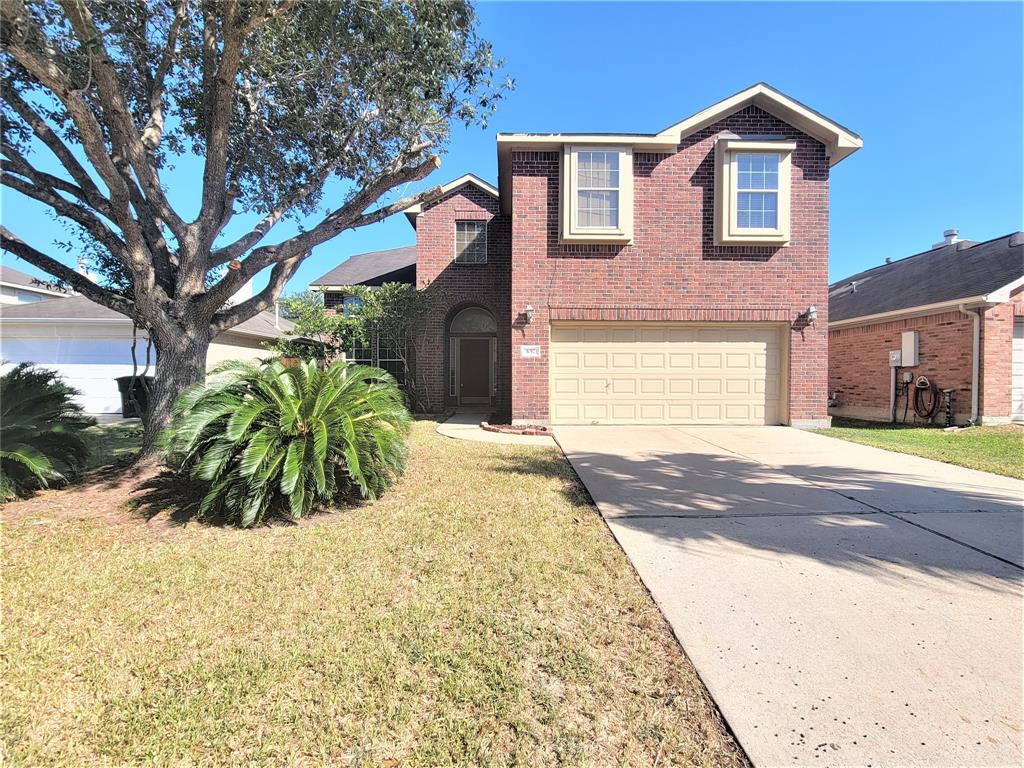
[549,323,785,425]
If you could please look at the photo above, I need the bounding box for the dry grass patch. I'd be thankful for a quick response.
[2,421,746,767]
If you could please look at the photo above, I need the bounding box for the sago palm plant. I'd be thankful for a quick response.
[0,363,95,501]
[163,360,411,526]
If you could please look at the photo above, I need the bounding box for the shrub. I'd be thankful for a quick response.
[163,360,412,526]
[0,363,95,501]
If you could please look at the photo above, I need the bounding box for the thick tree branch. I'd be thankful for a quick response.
[209,254,301,332]
[1,5,154,276]
[58,0,187,242]
[0,143,99,211]
[0,225,135,317]
[141,0,189,150]
[196,0,244,250]
[198,153,441,316]
[209,108,381,266]
[1,166,127,258]
[209,164,339,267]
[2,86,113,215]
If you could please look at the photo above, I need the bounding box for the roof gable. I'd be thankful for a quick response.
[496,83,862,213]
[402,173,498,225]
[657,83,863,166]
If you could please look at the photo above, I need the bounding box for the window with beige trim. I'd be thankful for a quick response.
[715,139,795,245]
[454,220,487,264]
[561,145,633,243]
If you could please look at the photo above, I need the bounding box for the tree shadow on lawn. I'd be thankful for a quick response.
[492,448,1024,593]
[125,469,370,529]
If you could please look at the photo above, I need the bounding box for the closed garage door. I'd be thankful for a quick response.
[549,323,785,425]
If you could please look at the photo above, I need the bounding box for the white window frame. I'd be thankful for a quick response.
[561,145,634,243]
[715,139,795,245]
[454,219,488,264]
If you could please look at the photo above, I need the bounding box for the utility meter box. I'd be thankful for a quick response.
[901,331,919,367]
[889,349,902,367]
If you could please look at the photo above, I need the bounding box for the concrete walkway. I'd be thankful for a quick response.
[436,411,555,446]
[555,425,1023,767]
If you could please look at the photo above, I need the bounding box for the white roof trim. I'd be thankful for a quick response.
[984,274,1024,303]
[0,280,69,297]
[402,173,498,224]
[658,83,863,166]
[0,315,285,340]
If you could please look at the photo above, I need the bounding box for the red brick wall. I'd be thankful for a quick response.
[828,303,1016,425]
[980,302,1013,419]
[413,184,511,413]
[828,311,975,423]
[509,105,831,424]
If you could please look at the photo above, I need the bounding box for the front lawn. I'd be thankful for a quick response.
[816,419,1024,478]
[1,421,744,767]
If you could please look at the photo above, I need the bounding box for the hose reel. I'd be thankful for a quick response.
[912,375,940,420]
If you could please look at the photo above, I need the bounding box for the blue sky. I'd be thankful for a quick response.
[2,1,1021,292]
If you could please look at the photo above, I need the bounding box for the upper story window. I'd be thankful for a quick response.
[576,151,620,228]
[715,139,795,245]
[454,220,487,264]
[736,154,779,229]
[562,145,634,243]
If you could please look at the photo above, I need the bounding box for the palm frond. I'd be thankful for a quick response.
[163,362,410,526]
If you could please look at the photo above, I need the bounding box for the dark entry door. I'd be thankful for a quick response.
[459,337,491,404]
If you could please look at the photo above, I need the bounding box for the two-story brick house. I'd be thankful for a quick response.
[310,83,862,427]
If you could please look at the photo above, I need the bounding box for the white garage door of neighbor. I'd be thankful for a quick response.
[549,323,785,425]
[0,338,156,414]
[1013,317,1024,423]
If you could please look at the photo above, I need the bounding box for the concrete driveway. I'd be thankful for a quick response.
[555,425,1024,767]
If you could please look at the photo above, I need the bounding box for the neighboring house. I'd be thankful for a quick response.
[828,231,1024,425]
[0,295,293,415]
[0,263,69,304]
[311,83,863,426]
[311,245,417,309]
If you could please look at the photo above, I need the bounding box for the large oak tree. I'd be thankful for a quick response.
[1,0,506,453]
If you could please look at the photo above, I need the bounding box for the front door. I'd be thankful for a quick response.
[458,337,491,405]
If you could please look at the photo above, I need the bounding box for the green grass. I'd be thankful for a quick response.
[816,419,1024,478]
[82,421,144,468]
[1,422,744,767]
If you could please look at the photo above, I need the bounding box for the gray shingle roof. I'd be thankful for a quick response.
[829,232,1024,323]
[0,295,294,338]
[0,263,68,293]
[309,245,416,287]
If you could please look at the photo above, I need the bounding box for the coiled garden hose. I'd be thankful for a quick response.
[912,375,940,420]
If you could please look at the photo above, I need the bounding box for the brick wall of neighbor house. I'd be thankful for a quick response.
[414,184,511,413]
[509,106,831,425]
[829,304,1016,425]
[979,301,1014,421]
[828,311,975,423]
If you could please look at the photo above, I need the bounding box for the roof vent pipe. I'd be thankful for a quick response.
[932,228,960,249]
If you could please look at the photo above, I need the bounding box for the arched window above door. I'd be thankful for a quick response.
[449,306,497,334]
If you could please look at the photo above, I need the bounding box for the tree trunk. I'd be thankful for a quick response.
[138,328,212,458]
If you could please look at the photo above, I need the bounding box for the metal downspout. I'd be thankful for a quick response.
[958,304,980,423]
